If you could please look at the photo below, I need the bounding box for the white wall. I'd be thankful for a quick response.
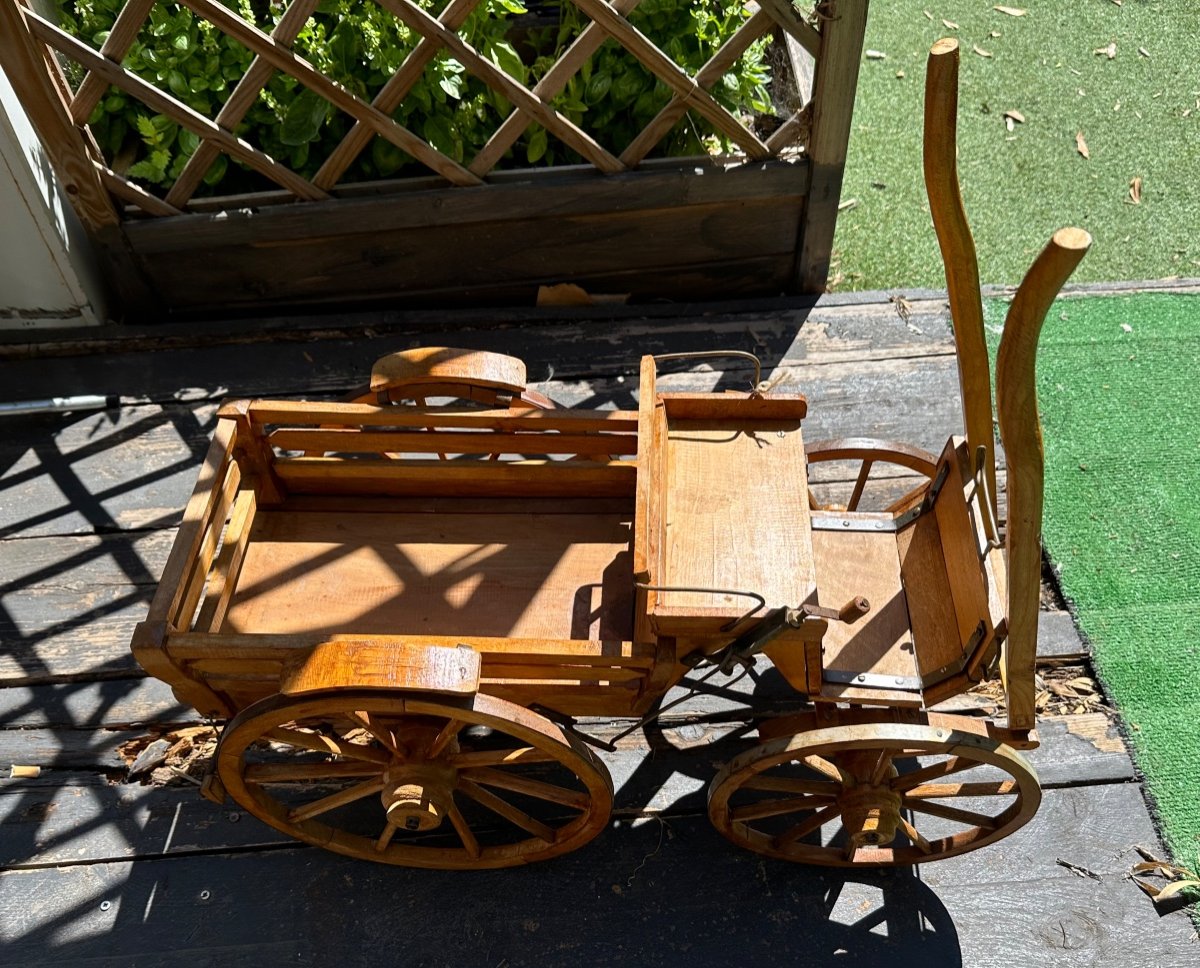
[0,66,108,329]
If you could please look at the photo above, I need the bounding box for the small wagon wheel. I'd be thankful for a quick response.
[805,438,939,513]
[217,691,613,869]
[707,720,1040,867]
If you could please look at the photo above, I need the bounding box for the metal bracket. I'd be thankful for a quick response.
[823,669,923,691]
[529,704,618,754]
[919,621,990,687]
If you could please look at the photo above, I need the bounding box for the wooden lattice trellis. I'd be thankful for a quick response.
[0,0,869,316]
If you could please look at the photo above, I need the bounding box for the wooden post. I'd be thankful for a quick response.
[923,38,998,517]
[0,0,118,232]
[795,0,870,292]
[996,227,1091,730]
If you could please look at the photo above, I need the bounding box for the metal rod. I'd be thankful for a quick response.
[0,394,119,416]
[651,350,762,388]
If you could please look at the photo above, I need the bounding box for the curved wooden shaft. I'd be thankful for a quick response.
[996,227,1091,730]
[924,38,996,517]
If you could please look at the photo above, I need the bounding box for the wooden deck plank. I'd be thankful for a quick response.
[0,803,1192,967]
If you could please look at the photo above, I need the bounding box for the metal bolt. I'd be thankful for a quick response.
[199,890,211,901]
[875,521,885,530]
[99,901,111,912]
[856,674,866,682]
[894,677,905,685]
[842,520,851,528]
[228,811,240,823]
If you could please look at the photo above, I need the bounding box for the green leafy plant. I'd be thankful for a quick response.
[57,0,772,196]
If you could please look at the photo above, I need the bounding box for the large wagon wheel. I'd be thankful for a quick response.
[217,691,613,869]
[805,438,938,513]
[707,718,1040,867]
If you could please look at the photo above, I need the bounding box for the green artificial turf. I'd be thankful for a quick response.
[984,291,1200,873]
[832,1,1200,290]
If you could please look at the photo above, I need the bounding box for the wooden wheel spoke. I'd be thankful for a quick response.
[868,748,894,786]
[264,726,391,765]
[348,711,403,757]
[772,803,843,849]
[899,816,934,854]
[375,821,398,853]
[847,459,874,511]
[458,778,555,843]
[891,755,978,793]
[731,795,836,823]
[287,776,386,823]
[447,801,481,859]
[904,798,999,830]
[801,754,851,784]
[741,775,840,797]
[905,780,1017,799]
[245,761,383,782]
[427,718,464,759]
[449,746,557,768]
[461,766,589,810]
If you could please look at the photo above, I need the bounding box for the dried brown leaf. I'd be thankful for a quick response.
[1094,42,1117,59]
[973,45,993,58]
[942,19,959,29]
[1129,176,1143,204]
[994,5,1026,15]
[1004,109,1026,123]
[1076,131,1090,159]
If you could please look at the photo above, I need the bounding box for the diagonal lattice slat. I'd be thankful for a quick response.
[619,7,776,167]
[166,0,323,209]
[312,0,483,191]
[68,0,156,124]
[372,0,625,173]
[571,0,770,160]
[178,0,482,186]
[468,0,643,178]
[96,161,183,215]
[26,9,330,200]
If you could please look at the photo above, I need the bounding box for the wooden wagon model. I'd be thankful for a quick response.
[132,40,1090,869]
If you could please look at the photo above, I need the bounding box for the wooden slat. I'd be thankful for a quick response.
[194,488,258,633]
[175,0,481,187]
[479,664,644,683]
[95,163,184,217]
[243,401,639,433]
[175,460,242,630]
[313,0,482,189]
[756,0,821,58]
[571,0,769,159]
[25,10,329,202]
[68,0,157,123]
[470,0,643,176]
[163,632,638,663]
[272,456,635,497]
[0,1,118,231]
[166,0,321,208]
[266,427,638,456]
[620,9,774,166]
[795,0,869,291]
[144,420,237,628]
[373,0,624,173]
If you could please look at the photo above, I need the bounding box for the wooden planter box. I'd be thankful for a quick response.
[0,0,868,321]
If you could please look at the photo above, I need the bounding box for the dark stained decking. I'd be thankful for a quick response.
[1,295,1195,966]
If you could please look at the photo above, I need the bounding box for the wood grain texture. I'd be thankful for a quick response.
[0,1,118,232]
[221,509,635,642]
[795,0,870,291]
[922,38,996,513]
[997,227,1091,729]
[653,412,815,633]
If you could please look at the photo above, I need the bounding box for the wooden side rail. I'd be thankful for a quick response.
[996,227,1091,730]
[924,37,996,516]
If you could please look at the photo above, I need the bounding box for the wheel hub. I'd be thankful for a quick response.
[375,722,460,832]
[835,750,901,850]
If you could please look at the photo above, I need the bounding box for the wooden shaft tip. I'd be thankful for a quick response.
[1051,226,1093,252]
[930,37,959,57]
